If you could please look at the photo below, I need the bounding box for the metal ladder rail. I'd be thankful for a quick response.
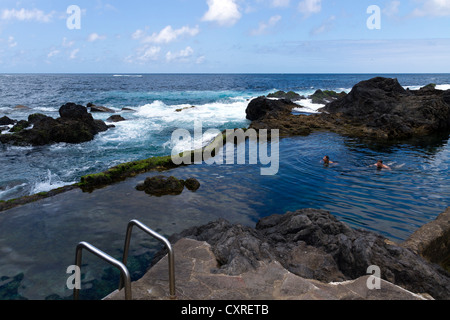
[74,241,132,300]
[120,219,176,299]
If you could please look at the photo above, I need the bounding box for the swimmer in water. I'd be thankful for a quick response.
[322,156,336,165]
[374,160,391,170]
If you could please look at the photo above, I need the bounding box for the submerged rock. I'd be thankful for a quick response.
[136,176,200,196]
[170,208,450,300]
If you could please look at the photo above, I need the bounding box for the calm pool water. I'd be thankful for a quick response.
[0,132,449,300]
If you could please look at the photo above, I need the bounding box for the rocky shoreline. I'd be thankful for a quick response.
[248,77,450,141]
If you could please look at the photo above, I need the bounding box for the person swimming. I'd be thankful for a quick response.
[374,160,391,170]
[322,156,336,165]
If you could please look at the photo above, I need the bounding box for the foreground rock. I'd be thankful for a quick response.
[0,103,111,146]
[247,77,450,141]
[167,209,450,300]
[105,238,431,301]
[403,207,450,273]
[136,176,200,196]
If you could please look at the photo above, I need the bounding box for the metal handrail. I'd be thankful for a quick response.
[120,219,176,299]
[74,241,132,300]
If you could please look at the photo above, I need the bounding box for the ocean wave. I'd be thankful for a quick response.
[30,170,76,195]
[113,74,143,78]
[293,99,325,114]
[135,98,249,125]
[436,84,450,91]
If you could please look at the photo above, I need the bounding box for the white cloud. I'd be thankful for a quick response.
[8,36,17,48]
[87,33,107,42]
[250,15,282,36]
[132,29,145,40]
[166,46,194,62]
[69,48,80,60]
[196,55,206,64]
[298,0,322,16]
[47,50,60,58]
[126,45,161,64]
[62,37,75,48]
[412,0,450,16]
[135,25,200,44]
[1,8,54,23]
[202,0,242,26]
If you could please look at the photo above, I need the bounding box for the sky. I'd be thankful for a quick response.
[0,0,450,73]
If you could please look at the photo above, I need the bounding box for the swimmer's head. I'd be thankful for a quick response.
[376,160,384,168]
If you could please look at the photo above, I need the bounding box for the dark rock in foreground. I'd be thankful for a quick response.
[0,103,111,146]
[403,207,450,273]
[136,176,200,196]
[169,209,450,300]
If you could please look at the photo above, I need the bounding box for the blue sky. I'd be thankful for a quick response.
[0,0,450,73]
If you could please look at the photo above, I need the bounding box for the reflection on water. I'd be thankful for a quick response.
[0,132,449,300]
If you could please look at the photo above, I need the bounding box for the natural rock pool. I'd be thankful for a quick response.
[0,132,449,300]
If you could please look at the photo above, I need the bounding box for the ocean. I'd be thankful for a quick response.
[0,73,449,300]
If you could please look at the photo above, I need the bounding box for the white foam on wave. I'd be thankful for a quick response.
[135,98,249,126]
[0,183,28,201]
[113,74,143,78]
[404,84,450,91]
[436,84,450,91]
[30,170,76,195]
[293,99,325,114]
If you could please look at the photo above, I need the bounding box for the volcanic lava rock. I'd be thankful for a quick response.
[246,97,296,121]
[0,103,110,146]
[245,77,450,141]
[320,77,450,139]
[170,208,450,300]
[136,176,200,196]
